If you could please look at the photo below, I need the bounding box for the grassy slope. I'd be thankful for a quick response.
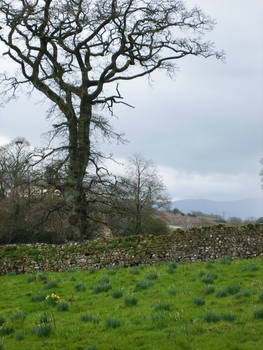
[1,257,263,350]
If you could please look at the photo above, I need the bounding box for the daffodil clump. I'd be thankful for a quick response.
[45,293,61,306]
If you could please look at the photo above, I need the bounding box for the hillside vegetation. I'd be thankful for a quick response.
[157,209,259,230]
[1,257,263,349]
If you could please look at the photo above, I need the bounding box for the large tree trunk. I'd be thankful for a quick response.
[65,102,92,240]
[134,170,142,235]
[64,184,87,240]
[135,202,142,235]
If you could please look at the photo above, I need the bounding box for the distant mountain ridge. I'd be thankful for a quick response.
[171,198,263,220]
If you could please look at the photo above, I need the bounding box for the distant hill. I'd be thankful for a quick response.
[171,198,263,220]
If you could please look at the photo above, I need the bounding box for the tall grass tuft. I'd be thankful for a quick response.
[80,314,99,324]
[146,273,158,280]
[221,313,236,322]
[124,296,138,306]
[226,285,241,295]
[107,268,118,276]
[167,262,177,269]
[105,318,121,329]
[152,302,170,311]
[0,315,5,326]
[201,273,218,284]
[31,294,46,302]
[112,290,123,299]
[92,278,112,294]
[248,264,259,271]
[42,279,59,290]
[0,324,14,335]
[11,311,26,322]
[38,272,48,281]
[39,312,52,324]
[75,283,86,292]
[168,288,177,296]
[166,262,177,274]
[203,311,221,323]
[134,280,153,291]
[27,275,36,283]
[215,288,229,298]
[152,312,168,329]
[56,302,69,312]
[258,291,263,302]
[69,276,77,282]
[216,285,241,298]
[204,286,215,295]
[220,256,233,265]
[84,345,96,350]
[15,332,25,341]
[205,261,215,269]
[193,297,205,306]
[253,307,263,319]
[32,323,52,337]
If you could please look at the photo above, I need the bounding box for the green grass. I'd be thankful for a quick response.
[0,257,263,349]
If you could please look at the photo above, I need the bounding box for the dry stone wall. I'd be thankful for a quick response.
[0,224,262,275]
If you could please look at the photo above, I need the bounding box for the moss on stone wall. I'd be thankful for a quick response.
[0,224,262,275]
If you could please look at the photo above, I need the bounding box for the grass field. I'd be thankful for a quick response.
[1,256,263,350]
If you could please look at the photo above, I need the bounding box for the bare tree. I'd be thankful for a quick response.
[118,154,169,235]
[0,0,223,239]
[0,138,73,243]
[0,137,33,199]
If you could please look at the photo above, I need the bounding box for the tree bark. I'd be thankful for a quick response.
[134,169,142,235]
[64,185,87,240]
[135,203,142,235]
[64,102,92,240]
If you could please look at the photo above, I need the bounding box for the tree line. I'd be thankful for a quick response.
[0,137,170,243]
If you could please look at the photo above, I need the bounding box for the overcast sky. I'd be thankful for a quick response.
[0,0,262,203]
